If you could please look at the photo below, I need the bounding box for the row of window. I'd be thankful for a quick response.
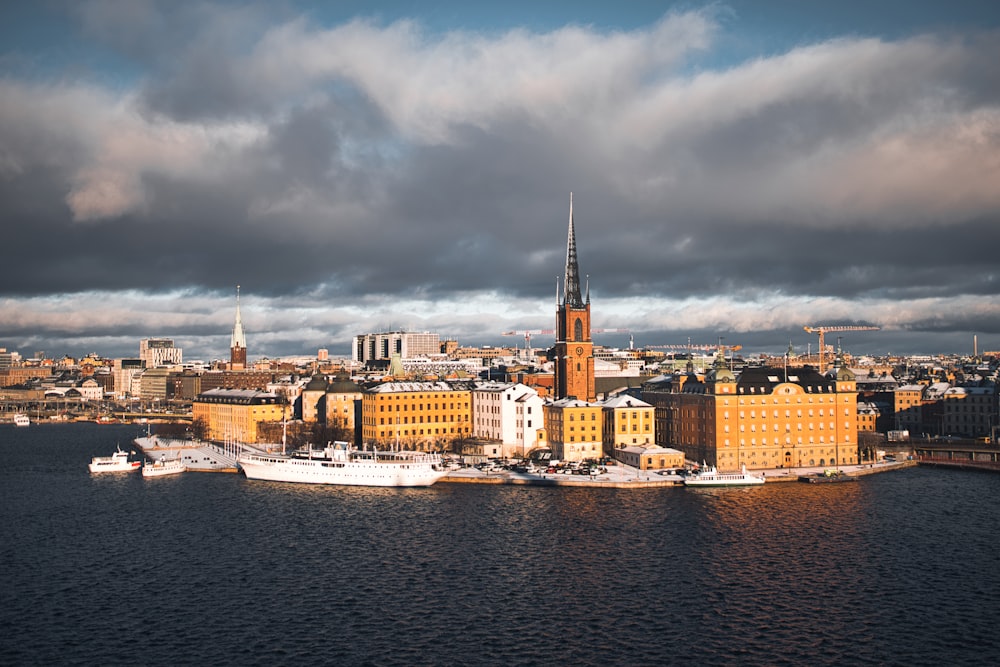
[373,415,468,425]
[377,402,467,411]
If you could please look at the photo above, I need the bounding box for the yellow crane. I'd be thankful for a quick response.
[803,325,880,373]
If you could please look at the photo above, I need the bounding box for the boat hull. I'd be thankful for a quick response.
[684,466,766,487]
[240,453,448,487]
[798,474,857,484]
[88,460,141,474]
[142,461,187,477]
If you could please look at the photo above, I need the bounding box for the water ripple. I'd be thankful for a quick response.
[3,425,1000,665]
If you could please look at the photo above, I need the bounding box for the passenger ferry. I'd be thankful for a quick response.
[142,456,187,478]
[13,413,30,427]
[239,441,448,487]
[683,463,766,487]
[88,446,141,474]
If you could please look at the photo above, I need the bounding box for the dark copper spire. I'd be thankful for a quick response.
[563,193,584,308]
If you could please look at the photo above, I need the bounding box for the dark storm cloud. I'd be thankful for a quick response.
[2,5,1000,358]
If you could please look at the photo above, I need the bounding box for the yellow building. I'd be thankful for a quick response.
[616,445,685,470]
[192,388,286,443]
[300,374,328,423]
[602,394,655,452]
[544,397,603,463]
[361,381,472,451]
[643,353,859,472]
[324,372,363,437]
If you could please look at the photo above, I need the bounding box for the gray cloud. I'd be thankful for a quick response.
[1,5,999,359]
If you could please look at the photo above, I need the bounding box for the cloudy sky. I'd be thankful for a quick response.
[2,1,999,361]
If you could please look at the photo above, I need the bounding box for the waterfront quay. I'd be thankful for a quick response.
[440,459,916,488]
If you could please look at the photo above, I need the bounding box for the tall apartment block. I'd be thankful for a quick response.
[352,331,441,363]
[139,338,182,368]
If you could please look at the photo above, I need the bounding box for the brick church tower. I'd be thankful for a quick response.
[230,285,247,370]
[554,194,595,401]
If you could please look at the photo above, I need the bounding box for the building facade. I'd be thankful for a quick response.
[139,339,182,368]
[471,381,544,458]
[353,332,441,364]
[941,386,995,438]
[544,396,603,463]
[192,388,285,443]
[643,354,860,471]
[602,394,655,452]
[615,445,685,471]
[361,381,472,450]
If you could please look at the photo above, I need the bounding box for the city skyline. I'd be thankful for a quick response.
[2,1,999,360]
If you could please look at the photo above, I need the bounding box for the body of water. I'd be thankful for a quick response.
[2,423,998,665]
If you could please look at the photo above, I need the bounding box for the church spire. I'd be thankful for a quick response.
[231,285,246,349]
[563,193,584,308]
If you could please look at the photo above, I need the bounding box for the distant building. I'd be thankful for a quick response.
[642,352,860,471]
[200,370,274,393]
[324,372,364,444]
[471,381,544,458]
[894,384,926,434]
[138,367,174,401]
[0,348,21,368]
[230,286,247,370]
[616,445,684,471]
[192,388,285,443]
[941,385,995,438]
[139,338,182,368]
[602,394,655,452]
[544,396,603,463]
[353,332,441,364]
[300,374,328,424]
[112,358,144,399]
[360,381,472,450]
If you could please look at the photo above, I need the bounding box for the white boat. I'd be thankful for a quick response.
[142,456,187,478]
[13,413,30,427]
[88,446,141,474]
[239,441,448,487]
[684,463,766,487]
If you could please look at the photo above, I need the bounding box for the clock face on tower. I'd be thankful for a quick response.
[576,346,583,355]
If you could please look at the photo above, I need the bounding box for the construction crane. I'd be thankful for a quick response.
[803,324,880,373]
[501,328,629,349]
[501,329,555,349]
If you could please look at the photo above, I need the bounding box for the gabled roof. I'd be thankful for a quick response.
[602,395,652,409]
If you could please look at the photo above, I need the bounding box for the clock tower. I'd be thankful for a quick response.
[554,194,595,401]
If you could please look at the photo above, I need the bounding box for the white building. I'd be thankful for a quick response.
[471,381,545,459]
[353,331,440,363]
[139,338,183,368]
[113,358,145,399]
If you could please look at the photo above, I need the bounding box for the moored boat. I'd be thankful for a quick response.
[142,456,187,478]
[13,413,30,427]
[88,446,141,474]
[239,441,448,487]
[684,463,766,487]
[798,469,857,484]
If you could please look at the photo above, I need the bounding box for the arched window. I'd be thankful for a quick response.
[574,318,583,341]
